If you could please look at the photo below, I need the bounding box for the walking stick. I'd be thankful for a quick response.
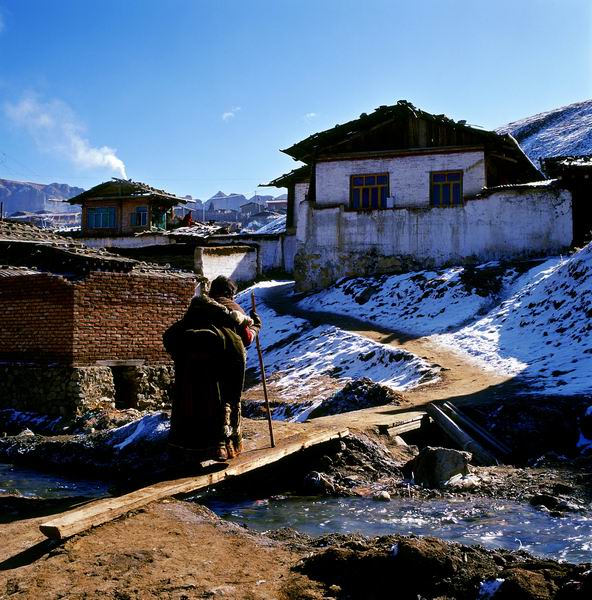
[251,291,276,448]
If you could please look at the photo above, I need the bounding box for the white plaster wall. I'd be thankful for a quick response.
[80,235,172,249]
[195,246,257,282]
[256,238,283,271]
[293,182,309,230]
[282,234,297,273]
[298,187,572,287]
[315,151,485,208]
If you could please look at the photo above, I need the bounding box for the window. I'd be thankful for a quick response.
[350,173,389,210]
[430,171,463,207]
[87,207,116,228]
[130,206,148,226]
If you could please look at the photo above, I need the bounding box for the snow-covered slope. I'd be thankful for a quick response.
[297,245,592,395]
[437,246,592,395]
[497,99,592,163]
[236,282,440,418]
[297,264,519,336]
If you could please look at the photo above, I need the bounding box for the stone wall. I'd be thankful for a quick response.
[315,150,485,208]
[0,365,114,417]
[0,363,176,418]
[295,186,572,290]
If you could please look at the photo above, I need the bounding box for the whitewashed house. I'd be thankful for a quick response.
[269,100,572,290]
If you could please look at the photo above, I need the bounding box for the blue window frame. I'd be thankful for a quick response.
[130,206,148,226]
[430,171,463,207]
[87,207,116,228]
[350,173,389,210]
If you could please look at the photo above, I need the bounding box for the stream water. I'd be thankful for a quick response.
[0,463,110,499]
[198,494,592,564]
[3,462,591,565]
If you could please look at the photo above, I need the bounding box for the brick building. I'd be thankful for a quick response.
[0,220,196,417]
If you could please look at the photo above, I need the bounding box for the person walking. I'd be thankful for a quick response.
[163,276,261,461]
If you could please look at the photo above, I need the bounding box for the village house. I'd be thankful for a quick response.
[270,100,573,290]
[67,178,192,249]
[0,220,196,418]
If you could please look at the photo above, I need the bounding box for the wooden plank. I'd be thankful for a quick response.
[39,427,349,541]
[426,404,499,466]
[383,413,426,437]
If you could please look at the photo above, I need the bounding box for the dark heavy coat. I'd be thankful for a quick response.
[163,294,257,452]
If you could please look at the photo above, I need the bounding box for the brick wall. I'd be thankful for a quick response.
[0,272,74,363]
[72,271,195,365]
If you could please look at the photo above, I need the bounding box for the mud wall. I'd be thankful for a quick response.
[295,187,572,290]
[315,150,485,208]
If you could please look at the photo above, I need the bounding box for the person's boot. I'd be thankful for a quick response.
[225,440,237,459]
[232,439,243,457]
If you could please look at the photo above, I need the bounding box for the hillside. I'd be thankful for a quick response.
[298,246,592,396]
[497,98,592,164]
[0,178,84,215]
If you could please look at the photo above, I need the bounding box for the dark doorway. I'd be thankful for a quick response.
[111,366,139,409]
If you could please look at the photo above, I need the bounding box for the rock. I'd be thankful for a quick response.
[308,378,403,418]
[496,568,557,600]
[445,473,481,490]
[303,471,336,495]
[372,490,391,501]
[409,446,472,488]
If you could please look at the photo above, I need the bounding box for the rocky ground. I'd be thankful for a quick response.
[2,394,592,599]
[1,498,591,600]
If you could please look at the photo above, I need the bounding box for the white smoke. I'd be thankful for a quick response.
[4,95,127,178]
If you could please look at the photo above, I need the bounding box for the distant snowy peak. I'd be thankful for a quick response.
[497,99,592,164]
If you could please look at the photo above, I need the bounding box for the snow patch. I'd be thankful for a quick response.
[107,412,169,450]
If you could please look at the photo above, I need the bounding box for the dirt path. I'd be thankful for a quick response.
[261,283,513,430]
[0,500,322,599]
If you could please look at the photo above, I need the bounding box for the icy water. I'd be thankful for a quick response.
[201,495,592,564]
[0,463,110,499]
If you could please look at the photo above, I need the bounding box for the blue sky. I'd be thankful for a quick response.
[0,0,590,200]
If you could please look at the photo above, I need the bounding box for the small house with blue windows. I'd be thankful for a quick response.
[68,178,189,238]
[271,100,573,290]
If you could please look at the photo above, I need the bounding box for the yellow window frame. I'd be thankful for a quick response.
[350,173,389,210]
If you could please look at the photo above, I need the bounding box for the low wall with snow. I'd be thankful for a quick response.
[78,234,172,249]
[205,234,296,277]
[195,245,258,282]
[295,187,572,290]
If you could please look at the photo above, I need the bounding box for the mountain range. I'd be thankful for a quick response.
[0,179,84,215]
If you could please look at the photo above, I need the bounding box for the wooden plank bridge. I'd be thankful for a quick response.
[39,423,349,541]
